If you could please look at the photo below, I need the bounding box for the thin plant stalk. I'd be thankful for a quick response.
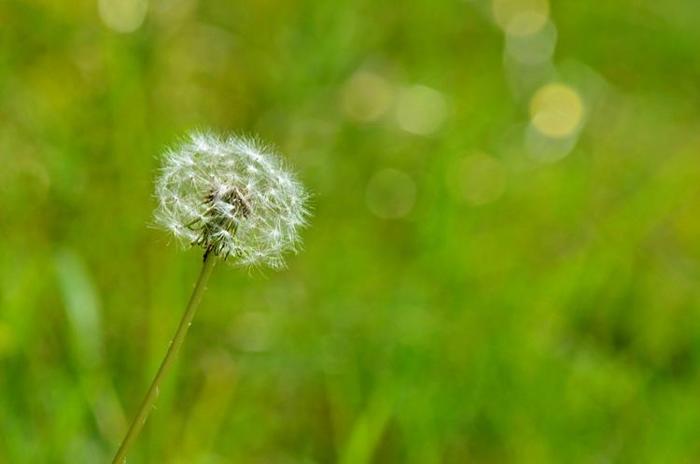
[111,253,217,463]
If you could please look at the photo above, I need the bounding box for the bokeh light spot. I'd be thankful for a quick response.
[529,83,584,138]
[492,0,549,37]
[366,169,417,219]
[525,124,578,162]
[340,70,393,122]
[395,85,447,136]
[447,154,507,205]
[505,20,557,65]
[98,0,148,33]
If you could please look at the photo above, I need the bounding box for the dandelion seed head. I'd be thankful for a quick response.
[154,131,309,268]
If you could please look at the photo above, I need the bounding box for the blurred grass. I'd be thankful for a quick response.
[2,0,700,462]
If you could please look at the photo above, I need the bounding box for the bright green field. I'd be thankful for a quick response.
[3,0,700,462]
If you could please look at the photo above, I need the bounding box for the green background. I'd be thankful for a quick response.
[2,0,700,462]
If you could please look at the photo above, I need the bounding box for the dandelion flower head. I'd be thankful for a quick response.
[155,131,308,268]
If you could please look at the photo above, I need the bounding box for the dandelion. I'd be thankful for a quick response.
[155,131,308,267]
[112,131,309,463]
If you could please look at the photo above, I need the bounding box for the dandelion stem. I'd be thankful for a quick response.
[111,253,217,463]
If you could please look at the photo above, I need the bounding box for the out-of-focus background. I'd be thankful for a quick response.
[2,0,700,462]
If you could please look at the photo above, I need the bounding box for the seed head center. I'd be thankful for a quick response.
[192,186,251,258]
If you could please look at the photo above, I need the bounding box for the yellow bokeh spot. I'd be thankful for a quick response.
[529,83,584,139]
[395,85,447,136]
[492,0,549,37]
[98,0,148,33]
[340,70,393,123]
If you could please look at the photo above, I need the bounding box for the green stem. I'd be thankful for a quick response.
[111,253,217,463]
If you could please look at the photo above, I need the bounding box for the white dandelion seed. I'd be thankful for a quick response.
[154,131,309,268]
